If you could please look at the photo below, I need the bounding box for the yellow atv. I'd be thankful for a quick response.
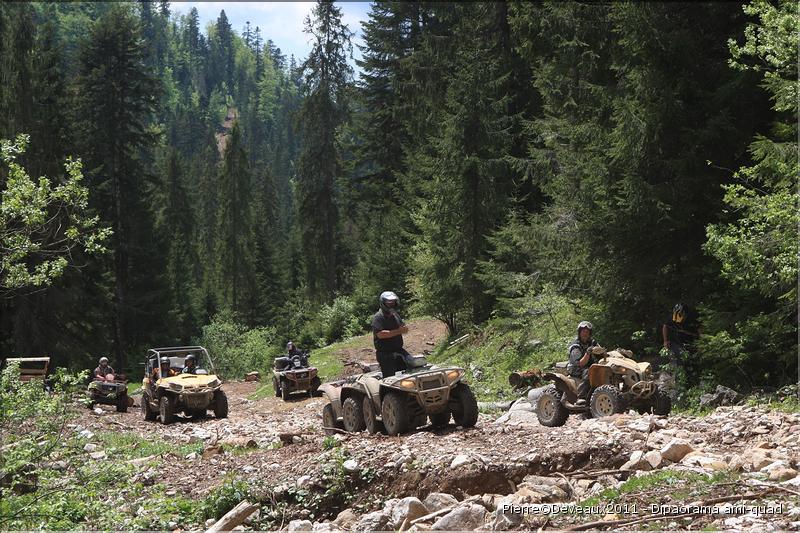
[140,346,228,424]
[536,346,671,426]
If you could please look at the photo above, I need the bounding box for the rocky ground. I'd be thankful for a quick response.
[72,376,800,531]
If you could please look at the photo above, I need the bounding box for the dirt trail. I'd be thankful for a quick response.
[72,320,800,530]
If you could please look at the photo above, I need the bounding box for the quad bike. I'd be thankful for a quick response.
[273,351,321,401]
[319,355,479,436]
[87,373,131,412]
[140,346,228,425]
[536,346,671,427]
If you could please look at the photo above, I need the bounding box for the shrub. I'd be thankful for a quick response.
[198,312,280,379]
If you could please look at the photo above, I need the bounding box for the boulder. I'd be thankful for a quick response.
[343,459,359,474]
[423,493,459,513]
[643,450,663,469]
[311,523,338,532]
[491,496,523,530]
[332,509,358,529]
[390,497,429,528]
[768,468,798,482]
[431,504,486,531]
[699,385,742,408]
[355,511,389,532]
[621,450,652,472]
[450,455,471,468]
[681,452,727,471]
[660,438,693,462]
[245,371,260,382]
[287,520,313,532]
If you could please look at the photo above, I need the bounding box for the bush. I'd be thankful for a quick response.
[198,312,280,379]
[301,295,366,347]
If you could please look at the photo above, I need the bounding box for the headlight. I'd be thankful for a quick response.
[400,379,416,389]
[169,382,183,391]
[446,370,461,382]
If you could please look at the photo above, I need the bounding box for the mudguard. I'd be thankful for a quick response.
[319,383,343,418]
[543,372,580,404]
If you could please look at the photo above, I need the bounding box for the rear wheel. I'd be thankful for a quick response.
[590,385,625,418]
[382,392,411,436]
[213,391,229,418]
[159,395,176,425]
[281,385,290,401]
[342,396,366,433]
[311,377,322,396]
[141,392,157,421]
[652,388,672,416]
[536,386,569,427]
[429,411,451,428]
[450,383,479,428]
[322,403,342,435]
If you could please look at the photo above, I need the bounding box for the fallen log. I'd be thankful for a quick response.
[206,500,259,533]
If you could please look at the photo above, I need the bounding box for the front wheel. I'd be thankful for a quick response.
[590,385,625,418]
[116,393,128,413]
[214,391,229,418]
[159,395,176,425]
[281,385,290,402]
[363,398,384,435]
[141,392,157,421]
[450,383,479,428]
[273,376,281,397]
[342,396,366,433]
[382,392,411,436]
[652,388,672,416]
[536,386,569,427]
[429,411,451,428]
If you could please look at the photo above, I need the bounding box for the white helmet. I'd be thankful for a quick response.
[379,291,399,313]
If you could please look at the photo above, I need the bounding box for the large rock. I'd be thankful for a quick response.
[431,504,486,531]
[728,447,776,472]
[332,509,358,529]
[311,523,339,532]
[495,410,540,426]
[491,496,523,531]
[355,511,390,532]
[769,468,798,482]
[681,452,727,471]
[390,497,429,528]
[699,385,742,408]
[644,450,663,469]
[288,520,313,532]
[423,493,459,513]
[621,450,652,472]
[660,438,693,462]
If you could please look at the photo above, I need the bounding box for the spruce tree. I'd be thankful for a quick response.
[295,0,353,299]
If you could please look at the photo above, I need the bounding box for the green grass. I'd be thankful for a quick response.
[95,431,204,460]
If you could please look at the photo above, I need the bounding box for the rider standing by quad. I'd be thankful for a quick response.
[372,291,410,377]
[568,321,600,405]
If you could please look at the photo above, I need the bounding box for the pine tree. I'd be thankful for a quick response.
[75,4,163,370]
[214,122,258,322]
[295,0,354,299]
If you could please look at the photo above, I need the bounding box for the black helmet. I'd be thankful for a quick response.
[185,354,196,364]
[577,321,593,335]
[672,303,687,324]
[287,341,294,350]
[379,291,399,313]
